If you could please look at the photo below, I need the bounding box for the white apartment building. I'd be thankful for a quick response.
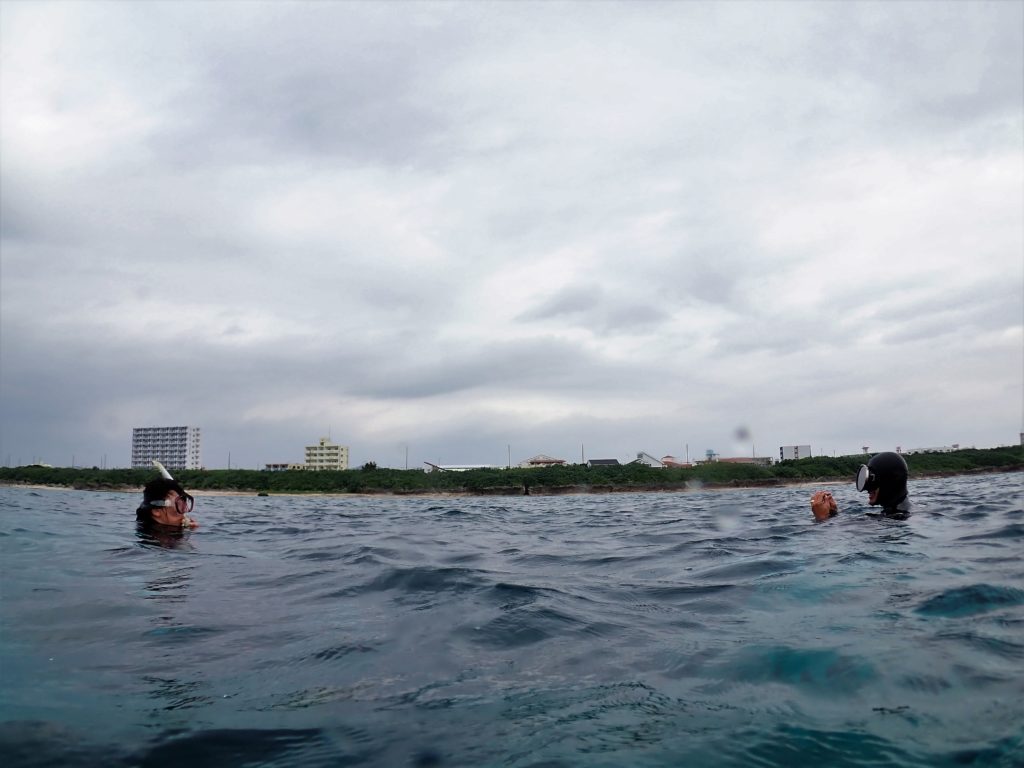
[132,426,201,470]
[780,444,812,461]
[305,437,349,471]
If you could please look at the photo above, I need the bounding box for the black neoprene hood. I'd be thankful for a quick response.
[863,451,909,509]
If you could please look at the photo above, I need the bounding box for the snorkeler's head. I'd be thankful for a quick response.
[136,477,194,522]
[856,451,909,509]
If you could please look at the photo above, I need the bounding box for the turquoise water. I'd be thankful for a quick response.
[1,472,1022,767]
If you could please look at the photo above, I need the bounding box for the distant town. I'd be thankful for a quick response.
[5,430,1020,497]
[96,424,988,474]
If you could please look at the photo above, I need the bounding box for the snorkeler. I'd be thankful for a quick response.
[856,451,911,518]
[136,461,199,529]
[810,490,838,521]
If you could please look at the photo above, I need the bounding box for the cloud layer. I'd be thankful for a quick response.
[2,1,1021,469]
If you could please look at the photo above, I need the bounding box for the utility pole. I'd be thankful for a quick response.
[507,444,511,469]
[405,445,409,470]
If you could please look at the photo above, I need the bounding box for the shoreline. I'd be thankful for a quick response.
[1,465,1018,499]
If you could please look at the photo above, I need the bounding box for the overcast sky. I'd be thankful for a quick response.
[2,1,1021,470]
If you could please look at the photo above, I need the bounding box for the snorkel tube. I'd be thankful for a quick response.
[152,459,174,480]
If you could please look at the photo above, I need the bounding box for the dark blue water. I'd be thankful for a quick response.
[2,472,1022,767]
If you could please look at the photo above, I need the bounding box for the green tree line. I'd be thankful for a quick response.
[1,446,1019,495]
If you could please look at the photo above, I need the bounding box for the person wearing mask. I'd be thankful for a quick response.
[856,451,911,518]
[136,461,199,529]
[810,451,911,521]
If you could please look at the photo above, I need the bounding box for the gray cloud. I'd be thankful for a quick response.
[517,284,670,334]
[2,1,1021,469]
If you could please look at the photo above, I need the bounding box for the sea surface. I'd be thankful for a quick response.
[1,472,1022,767]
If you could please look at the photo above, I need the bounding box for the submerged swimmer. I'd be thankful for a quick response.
[857,451,911,518]
[810,490,838,521]
[136,461,199,529]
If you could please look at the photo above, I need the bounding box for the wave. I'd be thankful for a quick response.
[915,584,1024,617]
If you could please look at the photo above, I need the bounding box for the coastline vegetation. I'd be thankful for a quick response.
[1,446,1020,495]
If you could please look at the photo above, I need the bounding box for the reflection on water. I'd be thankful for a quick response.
[0,473,1022,767]
[136,521,195,552]
[133,523,208,725]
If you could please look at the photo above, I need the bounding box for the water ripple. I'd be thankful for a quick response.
[915,584,1024,617]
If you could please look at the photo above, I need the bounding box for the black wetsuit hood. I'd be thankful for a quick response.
[859,451,910,517]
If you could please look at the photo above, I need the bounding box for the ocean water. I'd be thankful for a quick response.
[1,472,1022,768]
